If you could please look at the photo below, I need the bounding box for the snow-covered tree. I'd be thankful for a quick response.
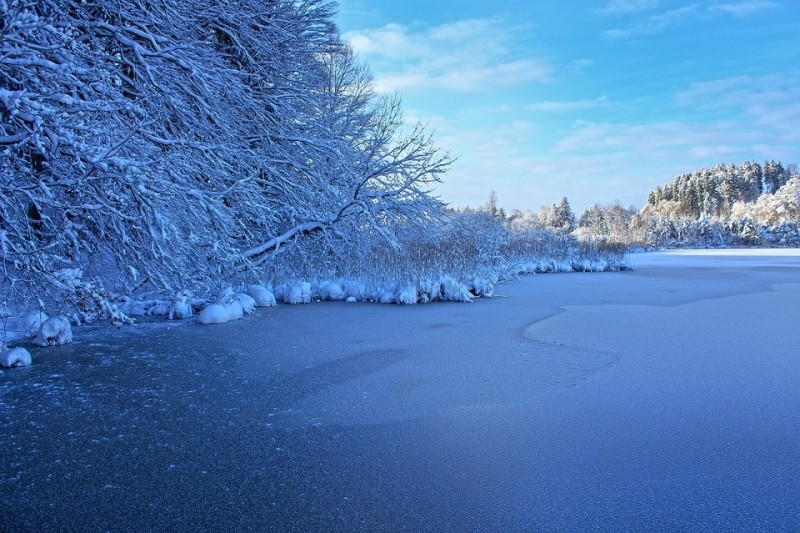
[1,0,452,317]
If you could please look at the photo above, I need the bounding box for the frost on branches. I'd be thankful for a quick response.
[0,0,451,320]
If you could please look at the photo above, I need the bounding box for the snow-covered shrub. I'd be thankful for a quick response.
[114,298,147,318]
[145,301,171,317]
[0,0,452,321]
[169,291,194,320]
[0,347,32,369]
[418,279,442,303]
[377,283,398,304]
[282,282,313,305]
[470,278,495,297]
[197,300,244,325]
[247,285,276,307]
[396,284,418,305]
[342,280,368,302]
[317,281,346,301]
[34,317,73,346]
[215,288,235,305]
[233,293,257,314]
[441,276,473,303]
[50,270,131,325]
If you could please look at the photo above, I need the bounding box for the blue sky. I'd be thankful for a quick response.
[335,0,799,213]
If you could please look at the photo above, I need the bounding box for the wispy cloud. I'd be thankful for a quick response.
[419,70,800,210]
[708,1,778,17]
[556,72,800,155]
[675,72,800,133]
[600,0,779,39]
[601,4,700,39]
[593,0,661,15]
[344,19,551,93]
[527,96,610,113]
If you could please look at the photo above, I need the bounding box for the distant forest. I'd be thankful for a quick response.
[469,160,800,249]
[643,160,795,220]
[634,160,799,247]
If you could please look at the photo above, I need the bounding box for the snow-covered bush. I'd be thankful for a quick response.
[197,301,244,325]
[440,276,473,303]
[247,285,277,307]
[233,293,257,315]
[280,282,313,305]
[317,281,346,301]
[169,291,194,320]
[34,317,73,346]
[0,347,32,369]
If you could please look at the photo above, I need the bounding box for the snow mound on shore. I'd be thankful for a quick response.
[198,288,246,324]
[197,301,244,325]
[169,291,194,320]
[247,285,276,307]
[281,281,312,304]
[233,293,256,314]
[34,317,73,346]
[317,281,345,301]
[0,346,32,368]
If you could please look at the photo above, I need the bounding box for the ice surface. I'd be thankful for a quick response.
[2,250,799,530]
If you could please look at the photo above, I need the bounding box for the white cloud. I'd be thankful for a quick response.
[343,19,551,93]
[675,72,800,129]
[601,4,700,39]
[527,96,610,113]
[553,119,760,153]
[709,1,778,17]
[593,0,661,15]
[552,73,800,161]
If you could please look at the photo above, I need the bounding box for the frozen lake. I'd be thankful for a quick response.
[2,249,800,530]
